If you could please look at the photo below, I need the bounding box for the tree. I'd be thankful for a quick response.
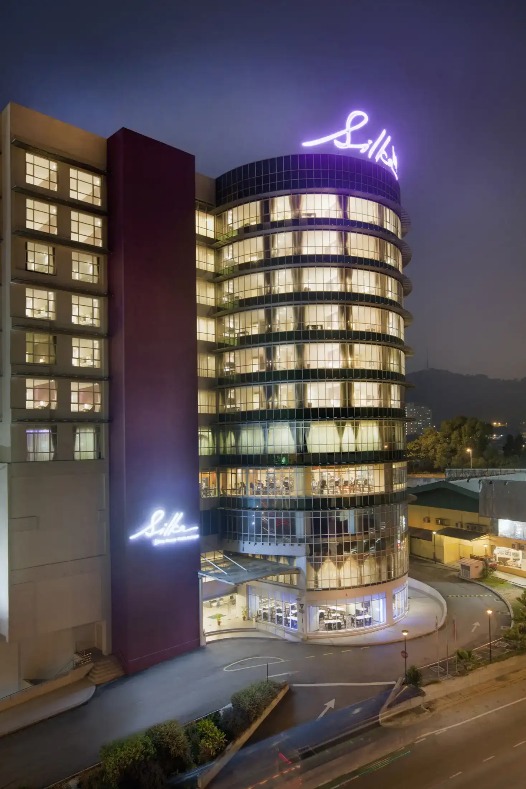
[407,416,493,472]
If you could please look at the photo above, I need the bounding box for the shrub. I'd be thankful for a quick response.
[230,680,281,730]
[100,733,164,788]
[185,718,227,765]
[80,767,112,788]
[405,665,422,687]
[146,720,193,775]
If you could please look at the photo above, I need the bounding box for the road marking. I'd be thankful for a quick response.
[317,698,336,719]
[449,772,462,779]
[513,740,526,747]
[423,694,526,737]
[471,622,480,633]
[305,655,316,659]
[269,671,299,678]
[323,652,333,656]
[293,681,396,687]
[351,707,362,714]
[483,756,495,762]
[341,648,353,653]
[415,737,427,743]
[223,656,286,672]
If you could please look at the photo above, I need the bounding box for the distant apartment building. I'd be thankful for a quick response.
[406,402,432,436]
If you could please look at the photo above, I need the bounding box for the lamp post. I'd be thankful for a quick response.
[433,531,437,563]
[466,448,473,469]
[402,629,408,679]
[487,609,493,662]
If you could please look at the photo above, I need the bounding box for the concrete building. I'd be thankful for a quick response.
[0,103,412,694]
[405,402,433,436]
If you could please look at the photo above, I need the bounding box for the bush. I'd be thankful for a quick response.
[405,665,422,687]
[146,720,193,775]
[185,718,227,765]
[230,680,281,730]
[100,733,164,788]
[80,767,112,788]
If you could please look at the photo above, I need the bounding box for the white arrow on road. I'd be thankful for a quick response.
[317,699,336,720]
[472,622,480,633]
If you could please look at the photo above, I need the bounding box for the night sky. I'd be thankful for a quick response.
[1,0,525,379]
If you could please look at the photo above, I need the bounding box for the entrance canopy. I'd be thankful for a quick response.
[199,552,298,596]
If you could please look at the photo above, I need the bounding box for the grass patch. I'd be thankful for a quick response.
[480,575,508,588]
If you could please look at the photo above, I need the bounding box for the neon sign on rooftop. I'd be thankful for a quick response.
[302,110,398,180]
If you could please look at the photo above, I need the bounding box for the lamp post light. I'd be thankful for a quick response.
[402,629,409,679]
[466,448,473,469]
[433,531,437,563]
[487,609,493,662]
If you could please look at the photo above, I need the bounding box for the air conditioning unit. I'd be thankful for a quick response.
[423,517,430,523]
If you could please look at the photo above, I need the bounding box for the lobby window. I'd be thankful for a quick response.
[26,153,57,191]
[26,199,57,234]
[195,210,215,238]
[26,333,56,364]
[197,317,215,342]
[70,169,102,206]
[26,287,55,320]
[72,294,100,326]
[71,381,101,413]
[26,241,55,274]
[72,337,101,368]
[71,211,103,246]
[74,426,100,459]
[26,378,57,410]
[198,353,215,377]
[72,251,99,283]
[196,280,215,306]
[26,428,56,461]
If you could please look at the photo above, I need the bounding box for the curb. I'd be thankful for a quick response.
[467,578,514,625]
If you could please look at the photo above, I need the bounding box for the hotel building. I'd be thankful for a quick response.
[0,103,411,694]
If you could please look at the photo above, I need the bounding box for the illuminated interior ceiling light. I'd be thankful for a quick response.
[302,110,398,180]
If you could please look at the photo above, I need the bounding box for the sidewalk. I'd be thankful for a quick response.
[0,679,95,738]
[494,569,526,588]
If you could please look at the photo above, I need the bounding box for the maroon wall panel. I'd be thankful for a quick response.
[107,128,200,673]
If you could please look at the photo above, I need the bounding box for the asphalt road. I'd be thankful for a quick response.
[0,560,511,789]
[317,678,526,789]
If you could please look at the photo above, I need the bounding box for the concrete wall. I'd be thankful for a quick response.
[480,479,526,520]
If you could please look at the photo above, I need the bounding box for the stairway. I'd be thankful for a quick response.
[87,654,125,686]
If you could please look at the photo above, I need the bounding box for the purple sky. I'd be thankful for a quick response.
[2,0,525,379]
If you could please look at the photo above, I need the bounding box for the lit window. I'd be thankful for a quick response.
[26,379,57,410]
[71,381,101,412]
[72,251,99,283]
[26,153,57,191]
[74,426,100,459]
[198,353,216,377]
[70,169,102,206]
[25,288,56,320]
[195,210,215,238]
[196,280,215,306]
[197,317,215,342]
[26,333,56,364]
[26,199,57,234]
[196,245,215,272]
[72,337,101,368]
[26,428,56,461]
[71,211,103,246]
[198,390,216,414]
[72,295,100,326]
[26,241,55,274]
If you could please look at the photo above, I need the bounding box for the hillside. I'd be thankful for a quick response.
[406,369,526,430]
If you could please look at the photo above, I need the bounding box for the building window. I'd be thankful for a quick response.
[198,353,216,377]
[25,287,56,320]
[26,241,55,274]
[72,337,101,368]
[26,199,57,234]
[26,333,56,364]
[72,251,99,283]
[197,317,215,342]
[26,153,58,191]
[196,280,216,306]
[196,245,215,272]
[195,210,215,238]
[72,295,100,326]
[26,428,56,461]
[70,169,102,206]
[198,390,216,414]
[71,381,101,412]
[74,426,100,459]
[26,378,57,410]
[71,211,103,246]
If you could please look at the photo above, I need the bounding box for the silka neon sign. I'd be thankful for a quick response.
[129,509,199,547]
[302,111,398,180]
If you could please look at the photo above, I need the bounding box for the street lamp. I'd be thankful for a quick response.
[402,629,409,679]
[432,531,437,563]
[487,609,493,662]
[466,448,473,469]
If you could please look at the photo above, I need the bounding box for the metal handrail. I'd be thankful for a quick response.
[0,652,93,703]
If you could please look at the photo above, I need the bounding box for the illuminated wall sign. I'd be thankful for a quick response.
[302,111,398,180]
[129,509,199,547]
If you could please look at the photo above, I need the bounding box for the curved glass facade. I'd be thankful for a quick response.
[208,153,411,637]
